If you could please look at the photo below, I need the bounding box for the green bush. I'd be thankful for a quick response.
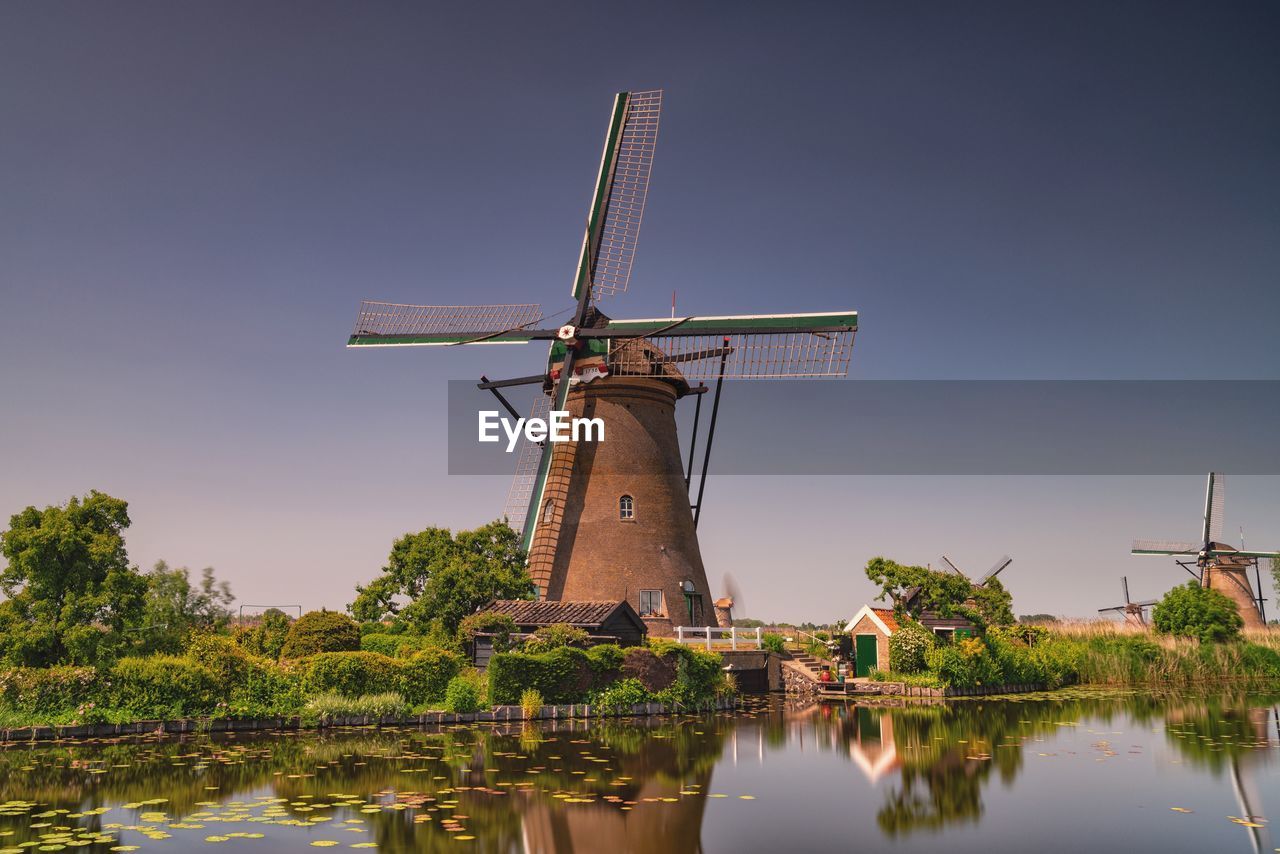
[889,622,936,674]
[109,656,218,719]
[761,633,785,654]
[281,610,361,658]
[523,624,590,653]
[304,691,410,720]
[359,633,404,657]
[869,670,943,688]
[488,646,595,705]
[585,644,624,676]
[458,612,518,653]
[926,637,1000,689]
[186,634,302,717]
[1152,581,1245,643]
[235,609,293,659]
[989,624,1048,646]
[400,647,463,706]
[591,678,653,714]
[444,674,483,713]
[520,688,544,718]
[303,651,400,697]
[654,643,724,704]
[360,633,442,658]
[0,666,101,720]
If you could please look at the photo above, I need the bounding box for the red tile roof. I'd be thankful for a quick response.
[871,608,900,633]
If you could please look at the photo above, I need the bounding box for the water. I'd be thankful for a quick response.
[0,689,1277,853]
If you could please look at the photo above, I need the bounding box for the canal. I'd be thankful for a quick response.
[0,689,1276,852]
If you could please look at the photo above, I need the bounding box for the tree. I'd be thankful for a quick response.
[0,490,147,666]
[1151,581,1244,643]
[139,560,235,653]
[863,556,1013,625]
[967,578,1015,626]
[237,608,293,659]
[280,610,361,658]
[350,521,534,635]
[1271,557,1280,604]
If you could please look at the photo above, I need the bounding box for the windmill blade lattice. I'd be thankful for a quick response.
[609,328,855,380]
[939,556,967,578]
[504,391,553,532]
[350,301,544,345]
[1203,472,1225,544]
[1131,539,1201,556]
[590,89,662,301]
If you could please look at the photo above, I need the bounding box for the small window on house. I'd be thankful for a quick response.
[639,589,664,617]
[619,494,635,520]
[542,499,556,523]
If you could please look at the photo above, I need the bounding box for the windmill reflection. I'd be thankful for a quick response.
[1164,698,1276,854]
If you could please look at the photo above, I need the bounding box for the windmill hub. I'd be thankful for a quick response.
[557,324,577,342]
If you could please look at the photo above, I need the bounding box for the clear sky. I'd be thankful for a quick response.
[2,1,1278,622]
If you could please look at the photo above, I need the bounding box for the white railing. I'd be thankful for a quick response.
[674,626,763,651]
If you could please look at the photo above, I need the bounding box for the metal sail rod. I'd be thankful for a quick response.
[685,384,705,489]
[478,374,547,390]
[1255,560,1267,623]
[693,344,730,528]
[479,375,522,421]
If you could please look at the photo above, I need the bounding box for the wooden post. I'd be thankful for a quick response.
[677,626,684,645]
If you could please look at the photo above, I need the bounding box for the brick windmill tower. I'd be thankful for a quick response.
[347,90,857,635]
[1131,473,1278,629]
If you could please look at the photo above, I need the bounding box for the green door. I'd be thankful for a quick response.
[855,634,878,677]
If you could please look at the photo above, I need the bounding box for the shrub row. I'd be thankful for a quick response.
[303,648,462,705]
[0,640,467,725]
[487,641,727,706]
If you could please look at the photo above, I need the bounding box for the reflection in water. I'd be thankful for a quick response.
[0,691,1276,852]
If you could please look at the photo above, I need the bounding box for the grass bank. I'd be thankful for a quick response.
[872,624,1280,690]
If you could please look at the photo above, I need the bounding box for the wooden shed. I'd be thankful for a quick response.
[470,600,648,668]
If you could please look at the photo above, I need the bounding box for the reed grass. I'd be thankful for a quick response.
[1038,622,1280,686]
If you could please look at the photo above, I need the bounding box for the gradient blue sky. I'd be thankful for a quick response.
[2,1,1277,621]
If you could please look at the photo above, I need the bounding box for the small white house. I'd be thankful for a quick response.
[843,605,899,677]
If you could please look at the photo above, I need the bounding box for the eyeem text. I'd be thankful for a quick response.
[478,410,605,452]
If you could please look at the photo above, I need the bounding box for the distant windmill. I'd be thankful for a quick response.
[939,555,1013,588]
[714,572,746,628]
[1097,576,1158,628]
[1131,473,1277,629]
[346,90,857,635]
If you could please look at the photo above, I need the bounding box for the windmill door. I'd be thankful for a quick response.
[855,634,878,677]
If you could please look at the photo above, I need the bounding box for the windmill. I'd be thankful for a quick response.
[714,572,746,628]
[1097,576,1157,628]
[347,90,857,635]
[939,554,1012,589]
[1131,472,1277,629]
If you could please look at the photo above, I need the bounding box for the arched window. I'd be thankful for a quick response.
[619,494,635,520]
[542,499,556,524]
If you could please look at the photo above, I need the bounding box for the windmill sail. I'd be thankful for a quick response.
[979,555,1012,585]
[348,301,544,346]
[589,89,662,300]
[1131,539,1200,556]
[571,90,663,304]
[604,311,857,380]
[504,391,553,532]
[1203,472,1225,544]
[939,556,967,578]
